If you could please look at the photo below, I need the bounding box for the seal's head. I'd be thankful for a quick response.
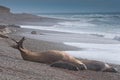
[103,67,118,73]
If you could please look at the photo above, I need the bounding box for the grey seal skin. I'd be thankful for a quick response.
[50,61,79,71]
[82,60,118,73]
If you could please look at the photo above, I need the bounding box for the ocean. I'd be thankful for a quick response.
[37,13,120,39]
[21,13,120,64]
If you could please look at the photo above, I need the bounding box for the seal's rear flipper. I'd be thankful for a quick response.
[50,61,79,71]
[10,37,26,49]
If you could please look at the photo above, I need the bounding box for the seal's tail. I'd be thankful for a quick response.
[10,37,25,49]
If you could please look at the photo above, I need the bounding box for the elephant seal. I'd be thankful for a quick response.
[10,37,87,70]
[81,59,118,73]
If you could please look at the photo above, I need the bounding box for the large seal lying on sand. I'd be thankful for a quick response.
[10,37,87,70]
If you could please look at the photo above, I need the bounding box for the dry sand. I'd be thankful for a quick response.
[0,28,120,80]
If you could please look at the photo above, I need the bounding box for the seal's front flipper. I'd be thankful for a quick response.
[50,62,79,71]
[77,64,87,70]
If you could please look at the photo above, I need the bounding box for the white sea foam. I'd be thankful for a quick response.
[64,42,120,64]
[58,21,95,27]
[21,24,120,41]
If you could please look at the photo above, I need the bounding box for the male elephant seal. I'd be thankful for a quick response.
[10,37,87,70]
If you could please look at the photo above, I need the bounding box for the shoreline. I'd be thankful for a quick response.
[14,26,120,44]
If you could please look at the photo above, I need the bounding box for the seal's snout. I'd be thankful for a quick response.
[103,67,118,73]
[111,68,118,73]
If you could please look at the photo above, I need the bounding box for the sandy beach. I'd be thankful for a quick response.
[0,3,120,80]
[0,27,120,80]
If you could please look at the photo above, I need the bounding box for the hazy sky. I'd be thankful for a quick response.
[0,0,120,13]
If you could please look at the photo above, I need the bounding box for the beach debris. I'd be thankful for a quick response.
[0,25,10,39]
[31,31,37,34]
[0,24,20,36]
[0,25,11,34]
[0,34,9,38]
[113,36,120,41]
[90,34,104,37]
